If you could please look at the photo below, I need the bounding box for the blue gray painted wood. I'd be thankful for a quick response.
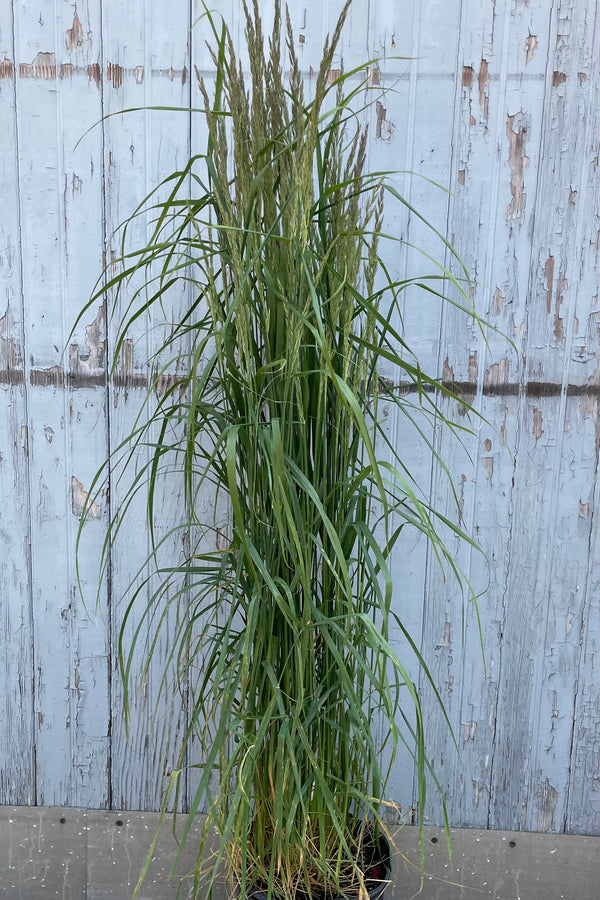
[0,0,598,835]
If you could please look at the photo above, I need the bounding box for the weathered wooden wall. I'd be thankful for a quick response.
[0,0,598,835]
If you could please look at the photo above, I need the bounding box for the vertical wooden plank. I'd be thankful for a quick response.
[0,1,35,806]
[565,397,600,832]
[402,0,474,824]
[414,0,518,830]
[11,0,110,807]
[488,0,600,833]
[360,0,438,817]
[101,0,192,811]
[58,0,112,810]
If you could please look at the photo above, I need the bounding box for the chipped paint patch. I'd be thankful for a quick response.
[0,58,14,79]
[469,351,478,383]
[506,113,529,225]
[484,357,510,390]
[538,780,558,832]
[554,271,567,344]
[66,13,84,51]
[107,62,123,89]
[0,315,23,382]
[544,255,555,313]
[482,457,494,478]
[478,60,489,120]
[493,287,506,315]
[375,100,394,140]
[464,721,477,743]
[524,33,538,63]
[366,65,380,86]
[19,52,56,79]
[30,366,65,387]
[71,477,100,519]
[533,407,544,440]
[68,307,106,383]
[88,63,101,87]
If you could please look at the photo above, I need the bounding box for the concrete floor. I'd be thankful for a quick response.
[0,807,598,899]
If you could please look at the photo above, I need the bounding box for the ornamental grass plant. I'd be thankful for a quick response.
[78,1,483,898]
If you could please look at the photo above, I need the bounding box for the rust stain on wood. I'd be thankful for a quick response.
[88,64,101,87]
[107,62,123,89]
[0,58,14,78]
[552,71,567,87]
[71,476,100,520]
[65,13,83,51]
[462,65,474,88]
[506,113,528,225]
[19,52,56,79]
[478,60,489,120]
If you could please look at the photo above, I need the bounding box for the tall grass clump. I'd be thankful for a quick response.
[78,1,483,898]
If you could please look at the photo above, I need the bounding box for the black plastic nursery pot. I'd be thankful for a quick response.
[244,834,391,900]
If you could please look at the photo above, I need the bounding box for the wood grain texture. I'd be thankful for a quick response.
[0,0,597,835]
[9,0,110,809]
